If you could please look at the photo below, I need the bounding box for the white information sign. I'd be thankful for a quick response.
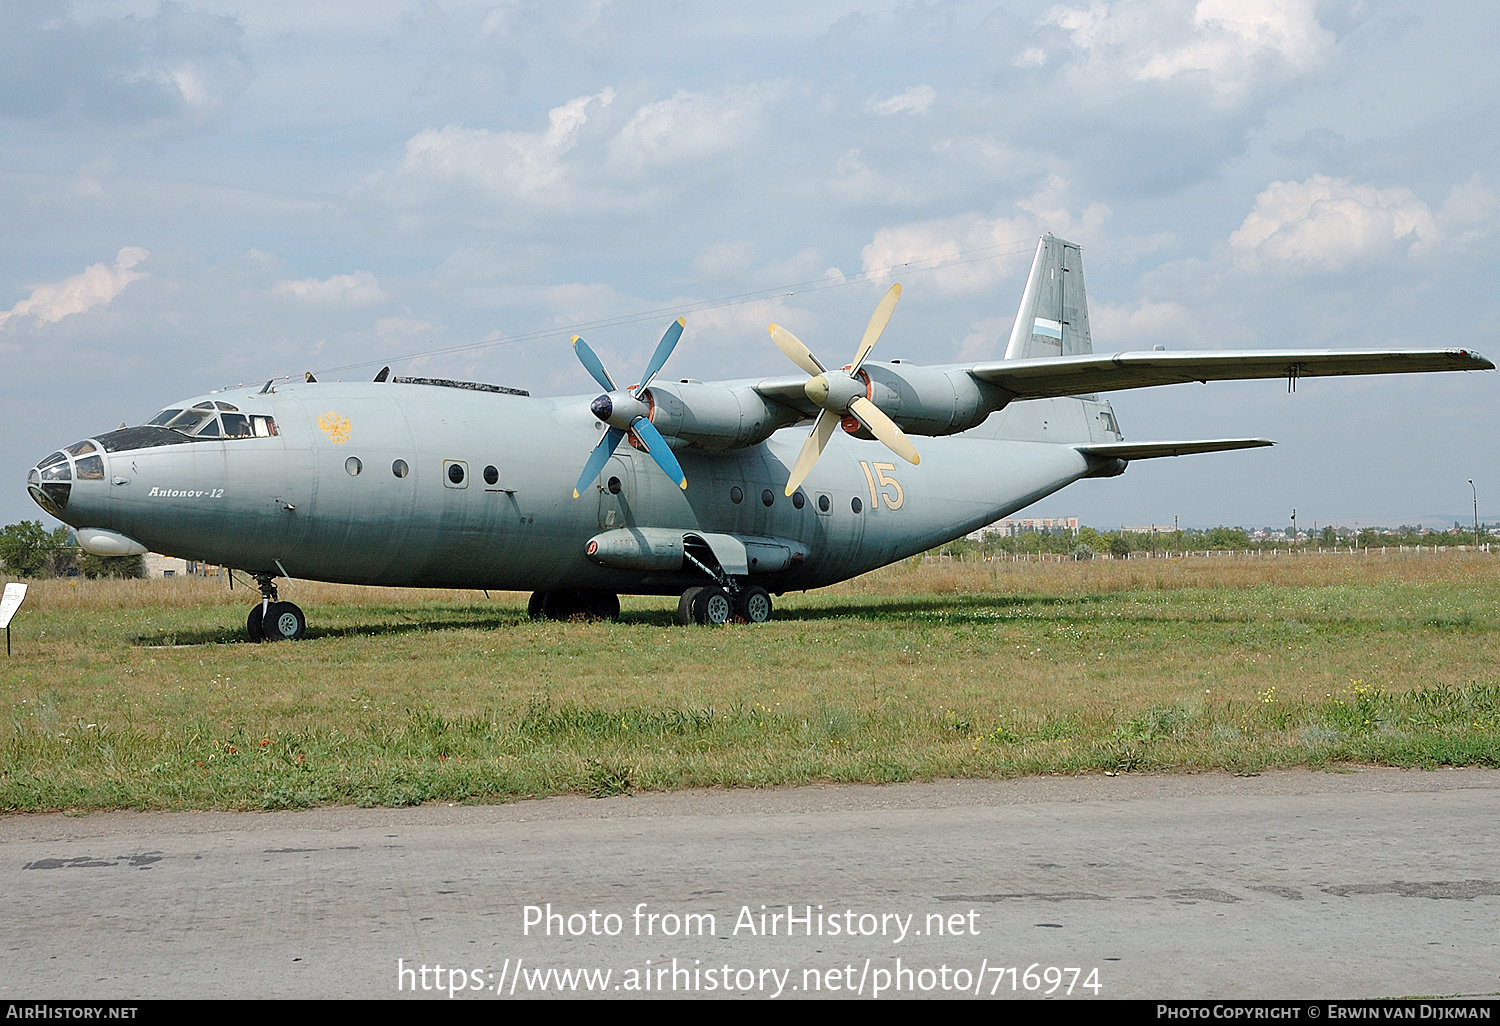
[0,582,27,629]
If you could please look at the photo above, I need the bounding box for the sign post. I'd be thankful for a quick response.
[1,582,27,656]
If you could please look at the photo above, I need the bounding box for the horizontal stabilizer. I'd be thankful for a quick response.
[1076,438,1273,461]
[970,348,1492,400]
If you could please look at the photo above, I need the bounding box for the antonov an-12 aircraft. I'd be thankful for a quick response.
[27,236,1492,639]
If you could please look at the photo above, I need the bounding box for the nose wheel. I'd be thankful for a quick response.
[245,574,307,641]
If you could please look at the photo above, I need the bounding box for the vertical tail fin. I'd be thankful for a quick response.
[1002,234,1093,360]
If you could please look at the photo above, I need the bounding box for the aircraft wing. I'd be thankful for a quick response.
[751,374,821,417]
[1076,438,1273,460]
[966,348,1493,400]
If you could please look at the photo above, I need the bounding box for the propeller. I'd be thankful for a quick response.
[571,318,689,499]
[767,283,919,497]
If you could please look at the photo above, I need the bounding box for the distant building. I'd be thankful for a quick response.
[142,553,189,578]
[968,517,1079,540]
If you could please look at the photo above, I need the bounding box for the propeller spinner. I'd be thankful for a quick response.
[571,318,689,498]
[768,283,919,497]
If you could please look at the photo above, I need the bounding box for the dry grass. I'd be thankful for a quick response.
[2,552,1497,812]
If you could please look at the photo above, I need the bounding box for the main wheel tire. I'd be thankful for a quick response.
[585,591,621,621]
[262,601,306,641]
[246,605,265,643]
[541,591,582,620]
[676,587,704,626]
[736,585,773,624]
[691,585,733,626]
[527,591,547,620]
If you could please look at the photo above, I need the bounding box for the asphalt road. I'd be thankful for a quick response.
[3,768,1498,1000]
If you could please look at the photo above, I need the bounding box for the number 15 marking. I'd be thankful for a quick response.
[859,461,904,511]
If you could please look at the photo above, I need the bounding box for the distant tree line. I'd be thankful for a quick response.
[932,521,1494,560]
[0,521,143,579]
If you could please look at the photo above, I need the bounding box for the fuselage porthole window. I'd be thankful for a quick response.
[346,456,362,477]
[483,465,499,486]
[607,476,622,495]
[730,486,743,504]
[851,496,863,513]
[792,491,805,510]
[817,493,831,513]
[392,459,409,479]
[761,489,774,507]
[445,460,468,488]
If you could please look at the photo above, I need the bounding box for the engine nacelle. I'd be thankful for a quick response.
[863,362,1012,436]
[643,382,802,450]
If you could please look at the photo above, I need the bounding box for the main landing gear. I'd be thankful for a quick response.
[527,590,621,622]
[673,583,773,626]
[245,574,306,642]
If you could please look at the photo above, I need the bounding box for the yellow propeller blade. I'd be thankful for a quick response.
[850,282,901,372]
[769,324,826,376]
[850,396,920,465]
[784,408,840,496]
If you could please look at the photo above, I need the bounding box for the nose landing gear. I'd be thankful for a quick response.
[246,575,306,642]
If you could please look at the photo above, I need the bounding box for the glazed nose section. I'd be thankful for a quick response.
[28,451,72,516]
[27,440,108,520]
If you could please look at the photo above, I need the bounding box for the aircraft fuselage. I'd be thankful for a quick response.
[37,379,1114,595]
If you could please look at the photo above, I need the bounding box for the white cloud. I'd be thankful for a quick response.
[1043,0,1333,101]
[608,85,780,175]
[858,181,1109,295]
[1091,300,1192,348]
[826,149,928,206]
[273,270,386,306]
[0,247,149,330]
[866,85,935,116]
[1227,174,1481,271]
[393,88,615,204]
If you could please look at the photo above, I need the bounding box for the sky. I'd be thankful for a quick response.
[1,0,1496,531]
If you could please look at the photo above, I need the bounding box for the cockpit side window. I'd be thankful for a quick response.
[165,409,214,433]
[66,440,97,456]
[195,416,223,438]
[251,415,277,437]
[147,409,182,426]
[221,413,252,438]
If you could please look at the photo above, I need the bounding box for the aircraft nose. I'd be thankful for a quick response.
[28,451,72,516]
[27,440,109,520]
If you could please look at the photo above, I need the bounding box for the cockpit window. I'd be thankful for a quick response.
[75,455,105,480]
[38,451,68,469]
[221,413,252,438]
[141,406,275,439]
[66,440,97,456]
[165,408,214,432]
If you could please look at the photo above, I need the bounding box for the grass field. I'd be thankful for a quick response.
[3,553,1498,812]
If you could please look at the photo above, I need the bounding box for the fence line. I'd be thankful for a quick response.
[958,544,1494,563]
